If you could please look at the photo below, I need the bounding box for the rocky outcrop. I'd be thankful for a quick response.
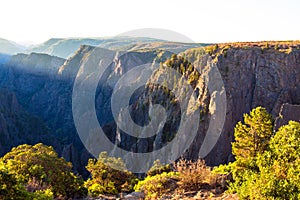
[0,47,174,175]
[189,44,300,165]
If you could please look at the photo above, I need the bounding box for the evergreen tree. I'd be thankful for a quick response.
[232,106,273,168]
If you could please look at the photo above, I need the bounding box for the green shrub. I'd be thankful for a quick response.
[214,107,274,199]
[254,121,300,199]
[1,143,86,199]
[0,163,29,199]
[30,189,54,200]
[134,172,179,199]
[85,152,137,196]
[216,107,300,199]
[146,160,172,177]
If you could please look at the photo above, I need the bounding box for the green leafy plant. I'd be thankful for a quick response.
[215,107,300,199]
[134,172,179,199]
[254,121,300,199]
[84,152,137,196]
[1,143,86,199]
[232,107,273,169]
[146,159,172,177]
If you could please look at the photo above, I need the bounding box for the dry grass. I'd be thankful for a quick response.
[174,159,217,191]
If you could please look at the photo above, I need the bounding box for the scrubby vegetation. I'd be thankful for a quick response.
[215,107,300,199]
[164,54,200,88]
[0,143,86,199]
[0,106,300,199]
[132,107,300,199]
[134,158,227,199]
[134,172,179,199]
[84,152,137,196]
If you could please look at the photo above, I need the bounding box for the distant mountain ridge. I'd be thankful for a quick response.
[0,38,25,55]
[26,37,205,58]
[0,37,209,59]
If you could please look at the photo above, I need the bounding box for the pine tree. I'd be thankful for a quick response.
[232,107,273,168]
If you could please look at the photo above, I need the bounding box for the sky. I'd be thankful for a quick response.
[1,0,300,45]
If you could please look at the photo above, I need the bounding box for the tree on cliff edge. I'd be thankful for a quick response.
[232,106,274,169]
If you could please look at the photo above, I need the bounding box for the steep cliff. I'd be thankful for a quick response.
[274,103,300,130]
[0,47,175,175]
[0,41,300,175]
[0,89,59,155]
[185,42,300,164]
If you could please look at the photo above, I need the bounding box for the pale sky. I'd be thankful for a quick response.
[1,0,300,45]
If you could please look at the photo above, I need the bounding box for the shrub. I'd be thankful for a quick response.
[216,107,300,199]
[1,143,86,199]
[228,121,300,199]
[0,163,30,199]
[134,172,179,199]
[85,152,137,196]
[146,160,172,177]
[174,159,217,191]
[30,189,54,200]
[254,121,300,199]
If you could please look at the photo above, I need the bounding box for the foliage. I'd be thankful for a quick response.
[164,54,200,88]
[254,121,300,199]
[0,162,55,200]
[216,107,300,199]
[85,152,137,196]
[216,107,273,198]
[1,143,86,199]
[205,45,219,55]
[146,159,172,177]
[232,106,273,169]
[0,163,29,200]
[134,172,179,199]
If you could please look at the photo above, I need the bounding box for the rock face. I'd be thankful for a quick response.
[0,47,174,175]
[0,42,300,175]
[0,53,10,64]
[274,103,300,130]
[196,45,300,165]
[0,89,59,156]
[0,52,88,174]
